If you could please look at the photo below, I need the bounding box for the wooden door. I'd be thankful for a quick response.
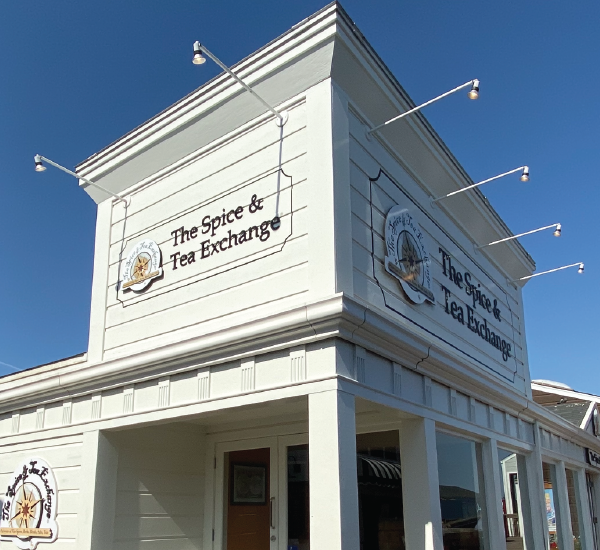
[226,448,271,550]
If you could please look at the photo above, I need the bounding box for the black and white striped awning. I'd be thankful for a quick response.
[358,455,402,481]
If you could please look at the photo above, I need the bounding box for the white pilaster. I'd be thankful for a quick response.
[77,430,119,550]
[573,468,594,550]
[481,438,507,550]
[309,390,359,550]
[554,461,575,550]
[517,453,546,550]
[399,418,444,550]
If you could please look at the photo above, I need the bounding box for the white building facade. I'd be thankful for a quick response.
[1,4,599,550]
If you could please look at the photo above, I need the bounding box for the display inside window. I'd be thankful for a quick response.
[543,462,561,550]
[436,432,488,550]
[498,449,525,550]
[357,431,404,550]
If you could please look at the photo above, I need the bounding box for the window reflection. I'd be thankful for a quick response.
[436,432,488,550]
[543,462,560,550]
[498,449,525,550]
[566,469,583,550]
[287,445,309,550]
[357,431,404,550]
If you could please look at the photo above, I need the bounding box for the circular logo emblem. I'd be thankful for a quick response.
[122,240,163,292]
[0,458,58,549]
[384,205,434,304]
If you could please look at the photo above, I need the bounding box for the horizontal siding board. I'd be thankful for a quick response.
[104,259,308,352]
[110,101,307,228]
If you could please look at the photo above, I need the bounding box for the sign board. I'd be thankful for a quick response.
[0,458,58,549]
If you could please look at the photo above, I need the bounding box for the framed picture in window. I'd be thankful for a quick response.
[231,464,267,504]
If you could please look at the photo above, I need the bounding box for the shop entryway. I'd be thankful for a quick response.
[213,435,308,550]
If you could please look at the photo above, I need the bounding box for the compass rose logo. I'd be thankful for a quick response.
[0,458,58,549]
[384,205,434,304]
[122,240,163,292]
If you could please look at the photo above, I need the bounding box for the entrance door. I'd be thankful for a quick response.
[213,435,309,550]
[226,448,272,550]
[215,438,279,550]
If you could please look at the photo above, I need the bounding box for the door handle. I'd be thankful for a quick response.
[270,496,276,529]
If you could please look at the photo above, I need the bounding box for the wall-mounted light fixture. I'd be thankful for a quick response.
[33,155,128,205]
[476,223,561,249]
[510,262,584,283]
[432,166,529,204]
[367,79,479,136]
[192,41,287,127]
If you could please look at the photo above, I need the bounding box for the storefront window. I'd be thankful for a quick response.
[566,469,583,550]
[543,462,561,550]
[356,431,404,550]
[498,449,525,550]
[436,432,488,550]
[288,445,309,550]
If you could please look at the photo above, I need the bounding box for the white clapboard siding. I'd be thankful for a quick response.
[109,100,307,227]
[108,128,307,255]
[98,98,310,359]
[112,426,204,550]
[104,260,308,353]
[348,112,528,392]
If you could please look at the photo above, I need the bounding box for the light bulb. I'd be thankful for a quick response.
[578,263,584,274]
[468,79,480,100]
[34,155,46,172]
[520,166,529,182]
[192,41,206,65]
[553,224,561,237]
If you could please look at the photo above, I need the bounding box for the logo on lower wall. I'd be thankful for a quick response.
[384,205,434,304]
[0,458,58,549]
[122,239,163,292]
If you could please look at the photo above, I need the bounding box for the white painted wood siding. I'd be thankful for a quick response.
[112,426,204,550]
[347,110,528,394]
[101,101,310,360]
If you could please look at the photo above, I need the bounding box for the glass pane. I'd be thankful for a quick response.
[436,432,488,550]
[287,444,309,550]
[543,462,561,550]
[356,431,404,550]
[566,469,583,550]
[498,449,525,550]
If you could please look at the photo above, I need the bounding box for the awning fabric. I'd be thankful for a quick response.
[358,455,402,480]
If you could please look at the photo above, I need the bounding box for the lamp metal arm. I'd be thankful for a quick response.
[198,43,284,124]
[432,166,526,204]
[367,79,477,135]
[37,155,128,205]
[476,223,560,249]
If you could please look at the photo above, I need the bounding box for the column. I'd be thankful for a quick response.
[309,390,360,550]
[554,461,575,550]
[481,438,507,550]
[77,430,119,550]
[399,418,444,550]
[517,453,547,550]
[574,468,594,550]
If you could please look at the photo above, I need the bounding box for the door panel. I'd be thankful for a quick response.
[226,448,270,550]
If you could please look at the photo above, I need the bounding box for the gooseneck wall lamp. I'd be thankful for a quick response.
[476,223,561,249]
[432,166,529,204]
[192,41,287,127]
[510,262,584,283]
[34,155,128,205]
[367,79,479,136]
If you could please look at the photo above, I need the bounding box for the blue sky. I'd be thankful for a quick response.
[1,1,598,393]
